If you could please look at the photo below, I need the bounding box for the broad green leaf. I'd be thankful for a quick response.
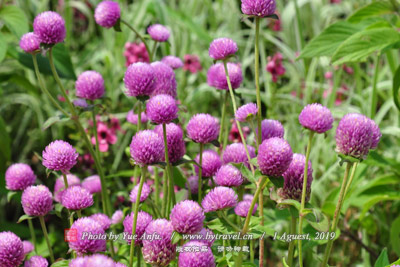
[50,260,69,267]
[106,170,135,179]
[331,28,400,65]
[304,209,330,232]
[277,199,301,211]
[269,176,284,188]
[172,166,186,188]
[374,248,389,267]
[17,214,33,223]
[0,33,7,62]
[0,116,11,174]
[348,1,395,23]
[171,231,182,244]
[390,215,400,257]
[393,65,400,111]
[386,258,400,267]
[360,194,400,219]
[7,191,17,202]
[0,6,28,38]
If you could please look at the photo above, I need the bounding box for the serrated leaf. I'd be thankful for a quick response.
[7,191,17,202]
[348,1,395,23]
[0,6,28,38]
[17,214,33,223]
[393,65,400,111]
[375,248,389,267]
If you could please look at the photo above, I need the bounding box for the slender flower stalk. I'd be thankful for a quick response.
[254,17,262,147]
[344,162,358,198]
[137,104,142,132]
[163,123,176,214]
[218,91,229,153]
[162,171,168,217]
[76,210,82,218]
[217,211,241,232]
[298,131,314,267]
[27,219,38,254]
[129,166,147,267]
[62,173,69,189]
[198,143,204,204]
[91,105,101,160]
[287,215,297,266]
[120,19,152,62]
[38,216,54,263]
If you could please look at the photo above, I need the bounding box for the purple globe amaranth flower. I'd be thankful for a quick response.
[147,24,170,42]
[256,119,285,142]
[202,186,238,213]
[24,255,48,267]
[161,56,184,70]
[146,94,178,124]
[94,1,121,28]
[5,163,36,191]
[215,164,244,187]
[235,103,258,122]
[195,150,222,178]
[154,123,186,163]
[70,254,115,267]
[42,140,78,173]
[115,263,127,267]
[89,213,111,231]
[243,194,254,202]
[75,71,105,100]
[82,175,101,194]
[124,63,156,97]
[178,241,215,267]
[241,0,276,17]
[33,11,66,44]
[257,137,293,177]
[207,63,243,90]
[335,113,381,159]
[280,153,313,202]
[126,110,148,125]
[0,231,24,267]
[150,62,177,98]
[209,38,238,60]
[69,218,106,254]
[223,143,256,169]
[130,130,164,166]
[73,99,88,108]
[186,175,199,195]
[299,103,333,134]
[192,228,215,247]
[22,241,34,255]
[111,210,124,225]
[142,219,176,266]
[61,186,93,210]
[187,113,220,144]
[170,200,205,234]
[54,174,81,202]
[235,200,258,217]
[123,211,152,245]
[19,33,40,53]
[130,182,151,203]
[21,185,53,216]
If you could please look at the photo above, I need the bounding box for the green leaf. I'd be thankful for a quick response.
[7,191,17,202]
[42,114,70,130]
[171,231,182,244]
[0,6,28,38]
[269,176,284,188]
[172,166,186,188]
[386,258,400,267]
[113,18,122,32]
[390,215,400,257]
[348,1,395,23]
[331,28,400,65]
[210,139,220,148]
[277,199,301,211]
[375,248,389,267]
[360,194,400,219]
[304,209,330,232]
[55,203,64,218]
[0,116,11,173]
[50,260,70,267]
[0,33,7,63]
[17,214,33,223]
[393,65,400,111]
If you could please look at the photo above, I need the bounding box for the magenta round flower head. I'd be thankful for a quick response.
[146,94,178,124]
[124,62,155,97]
[257,119,285,142]
[130,182,151,203]
[202,186,238,213]
[170,200,205,234]
[123,211,152,245]
[42,140,78,173]
[299,103,333,134]
[208,38,238,60]
[89,213,111,231]
[111,210,124,225]
[150,62,177,98]
[280,153,313,202]
[368,118,382,149]
[22,241,34,255]
[187,114,220,144]
[192,228,215,247]
[54,174,80,202]
[235,103,258,122]
[70,254,115,267]
[21,185,53,216]
[24,255,48,267]
[178,241,215,267]
[186,175,199,195]
[154,123,186,163]
[142,219,176,266]
[82,175,101,194]
[223,143,256,169]
[207,63,243,90]
[115,262,127,267]
[161,56,183,70]
[127,110,148,125]
[5,163,36,191]
[241,0,276,17]
[147,24,170,42]
[215,164,244,187]
[61,186,93,210]
[75,71,105,100]
[243,194,253,202]
[194,150,222,178]
[69,218,106,254]
[94,1,121,28]
[0,231,24,267]
[130,130,164,166]
[258,137,293,177]
[234,200,258,217]
[335,113,376,159]
[33,11,66,44]
[19,32,40,53]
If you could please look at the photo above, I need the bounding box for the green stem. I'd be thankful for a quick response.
[28,219,38,254]
[259,182,265,267]
[328,68,343,108]
[163,123,176,216]
[129,166,147,267]
[155,168,160,206]
[137,245,141,267]
[344,162,358,198]
[39,216,54,263]
[250,239,255,262]
[151,41,158,61]
[222,60,255,175]
[298,131,314,267]
[62,173,69,189]
[293,0,305,50]
[162,171,168,217]
[198,143,204,205]
[254,17,262,148]
[288,215,297,267]
[321,162,353,267]
[91,105,101,160]
[137,103,142,132]
[217,211,241,232]
[218,91,229,153]
[370,55,380,118]
[120,19,152,62]
[77,210,82,218]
